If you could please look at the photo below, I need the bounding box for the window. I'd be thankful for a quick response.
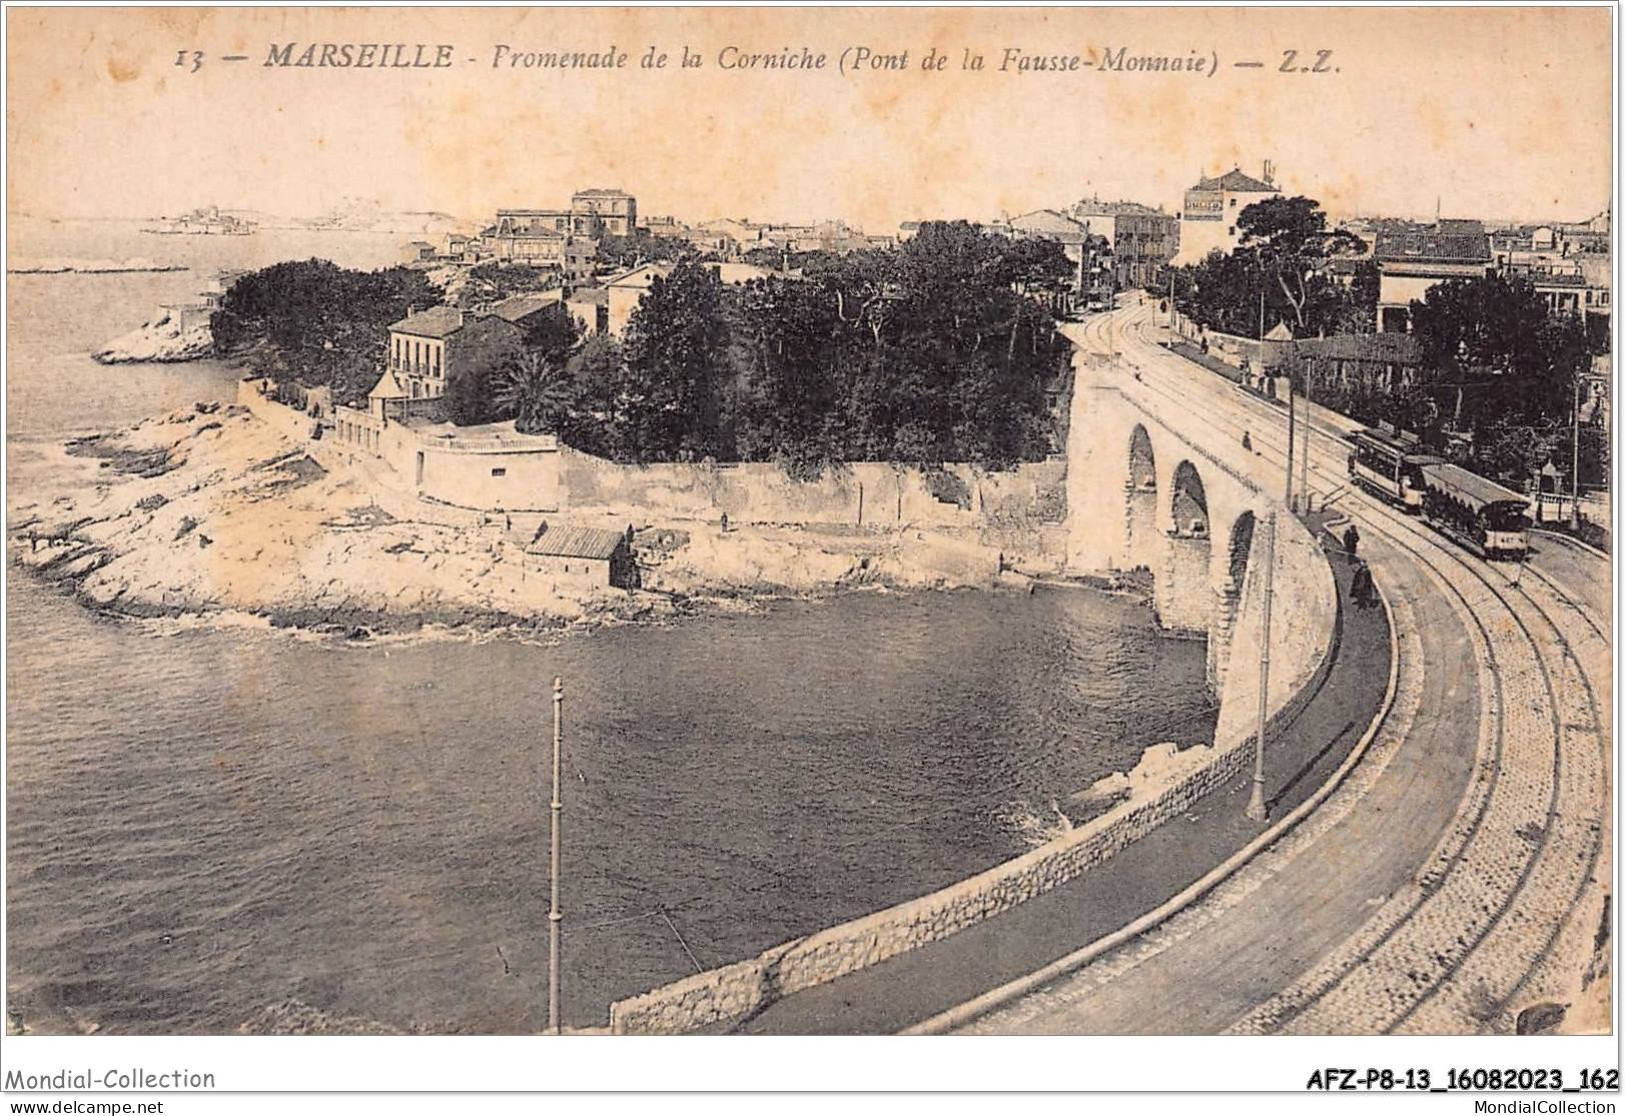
[491,467,506,477]
[1229,198,1237,207]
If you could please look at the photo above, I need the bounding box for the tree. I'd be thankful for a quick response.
[211,260,443,407]
[597,234,688,270]
[517,305,581,368]
[622,260,729,461]
[560,334,628,457]
[458,262,556,308]
[443,361,499,426]
[493,351,574,435]
[1236,195,1367,336]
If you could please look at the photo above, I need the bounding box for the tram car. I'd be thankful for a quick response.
[1346,426,1435,511]
[1416,461,1531,560]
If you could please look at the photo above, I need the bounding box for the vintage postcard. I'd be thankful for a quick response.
[3,2,1616,1104]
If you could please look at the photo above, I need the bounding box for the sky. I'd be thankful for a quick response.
[6,6,1614,230]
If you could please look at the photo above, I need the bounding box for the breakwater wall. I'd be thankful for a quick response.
[607,511,1338,1034]
[240,379,1066,549]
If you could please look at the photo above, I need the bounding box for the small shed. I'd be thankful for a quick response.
[525,525,637,591]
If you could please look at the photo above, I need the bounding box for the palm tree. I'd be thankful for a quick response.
[492,350,573,434]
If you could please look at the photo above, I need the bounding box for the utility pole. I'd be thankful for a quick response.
[548,676,564,1036]
[1284,375,1297,513]
[1301,358,1313,513]
[1247,510,1277,823]
[1571,377,1583,531]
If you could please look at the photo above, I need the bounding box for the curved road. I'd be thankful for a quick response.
[960,302,1610,1035]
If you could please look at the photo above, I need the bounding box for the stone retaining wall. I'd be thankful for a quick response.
[608,535,1342,1034]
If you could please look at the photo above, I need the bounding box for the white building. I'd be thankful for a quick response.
[1176,167,1281,263]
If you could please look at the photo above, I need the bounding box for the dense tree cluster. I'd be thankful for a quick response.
[1355,274,1604,488]
[1162,196,1376,338]
[456,262,556,308]
[223,224,1074,474]
[595,233,691,270]
[491,222,1074,472]
[211,259,443,407]
[1163,197,1607,490]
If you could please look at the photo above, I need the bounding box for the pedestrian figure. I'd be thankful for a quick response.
[1241,430,1253,452]
[720,512,729,533]
[1343,523,1360,561]
[1351,562,1375,609]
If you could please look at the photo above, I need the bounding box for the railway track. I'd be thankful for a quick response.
[1073,304,1609,1034]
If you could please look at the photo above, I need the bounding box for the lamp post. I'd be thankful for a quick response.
[548,676,564,1036]
[1246,510,1277,823]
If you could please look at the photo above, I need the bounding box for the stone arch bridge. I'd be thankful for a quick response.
[1063,341,1299,707]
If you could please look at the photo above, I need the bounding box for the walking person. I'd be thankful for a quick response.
[1351,561,1375,609]
[1343,522,1360,562]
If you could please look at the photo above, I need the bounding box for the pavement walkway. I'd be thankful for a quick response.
[735,530,1391,1034]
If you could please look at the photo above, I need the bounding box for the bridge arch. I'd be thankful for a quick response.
[1122,423,1160,569]
[1169,460,1210,538]
[1226,510,1256,595]
[1128,424,1157,491]
[1154,459,1216,634]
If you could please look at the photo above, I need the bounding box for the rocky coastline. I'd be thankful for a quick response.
[92,311,215,364]
[9,406,1059,644]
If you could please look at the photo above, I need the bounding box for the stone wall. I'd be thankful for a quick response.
[239,380,1064,538]
[608,521,1340,1035]
[237,378,317,443]
[558,451,1066,533]
[1214,511,1337,748]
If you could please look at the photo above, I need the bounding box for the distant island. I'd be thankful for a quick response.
[141,205,256,236]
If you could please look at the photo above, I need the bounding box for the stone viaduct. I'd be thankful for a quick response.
[1062,344,1337,748]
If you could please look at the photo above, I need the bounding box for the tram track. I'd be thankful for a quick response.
[1077,303,1607,1033]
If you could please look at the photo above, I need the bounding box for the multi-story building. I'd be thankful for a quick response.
[638,215,689,239]
[1001,209,1114,310]
[684,218,763,257]
[569,188,638,237]
[385,306,521,400]
[1071,197,1180,288]
[1176,166,1282,263]
[1374,219,1493,332]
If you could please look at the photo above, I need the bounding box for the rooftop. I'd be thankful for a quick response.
[1375,221,1491,263]
[1419,461,1528,510]
[1289,332,1421,363]
[527,525,627,561]
[368,368,410,400]
[1006,209,1093,240]
[1073,198,1167,218]
[489,291,565,323]
[1192,168,1279,194]
[389,305,465,338]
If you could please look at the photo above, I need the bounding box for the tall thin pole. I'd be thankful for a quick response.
[1571,378,1583,531]
[548,676,564,1036]
[1284,377,1297,512]
[1246,510,1277,823]
[1301,359,1313,513]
